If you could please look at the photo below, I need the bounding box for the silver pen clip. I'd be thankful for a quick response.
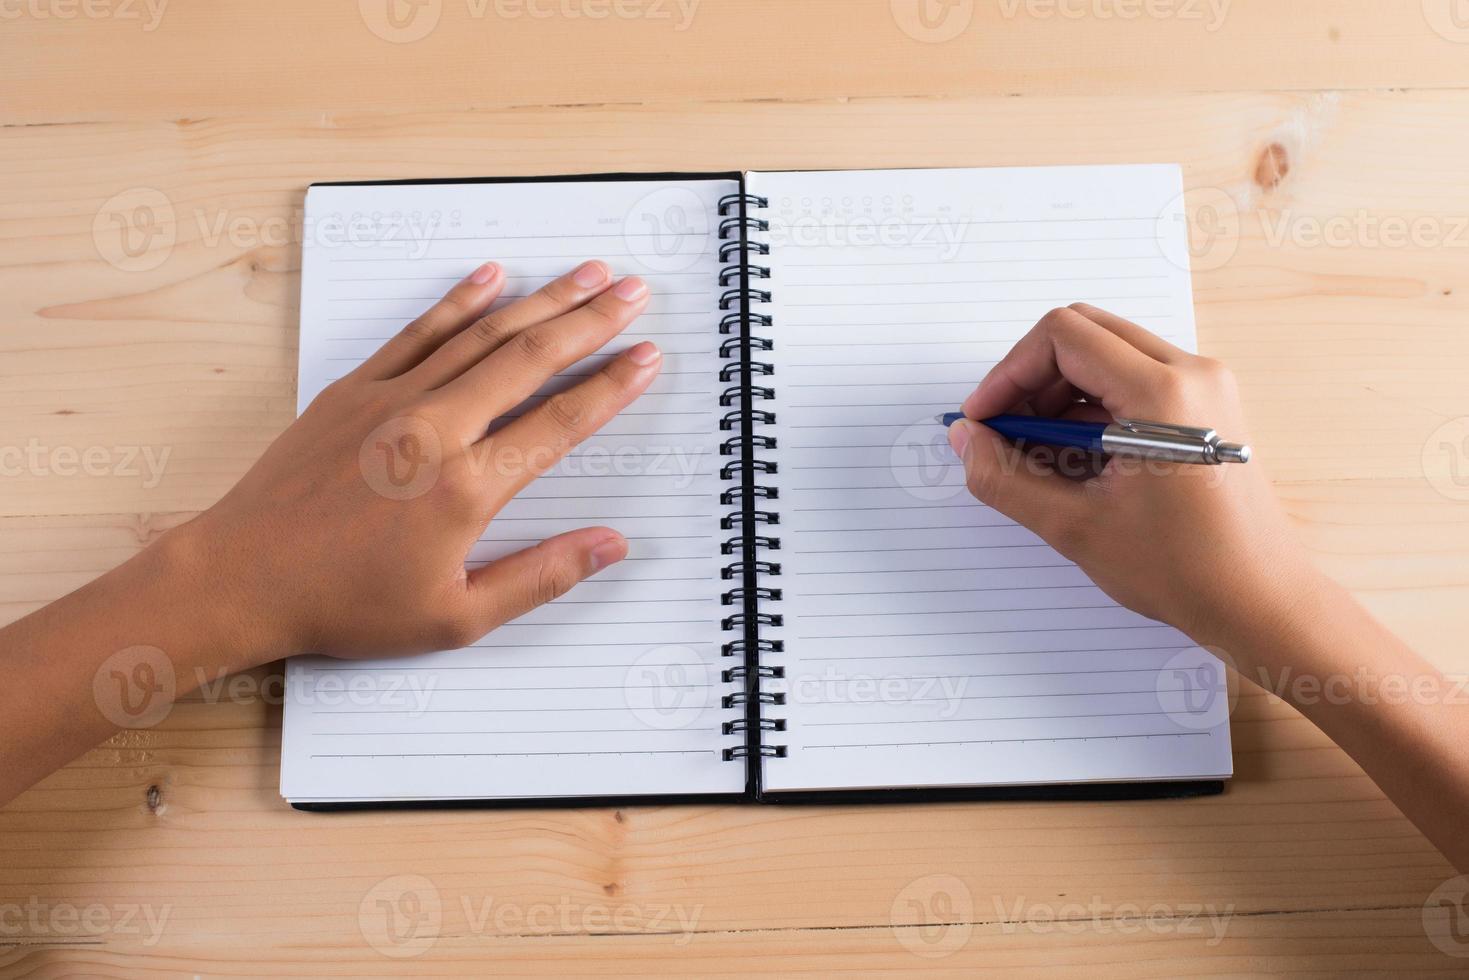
[1104,419,1251,465]
[1112,419,1220,446]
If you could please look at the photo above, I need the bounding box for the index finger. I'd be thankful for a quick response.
[961,307,1168,422]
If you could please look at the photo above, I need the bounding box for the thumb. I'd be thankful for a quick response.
[466,527,628,630]
[948,419,1085,541]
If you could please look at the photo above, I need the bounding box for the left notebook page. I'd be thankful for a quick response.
[282,177,745,804]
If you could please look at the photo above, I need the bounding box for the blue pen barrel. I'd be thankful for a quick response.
[983,414,1107,452]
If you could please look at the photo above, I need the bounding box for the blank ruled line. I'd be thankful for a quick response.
[785,295,1170,308]
[806,710,1179,728]
[804,733,1210,750]
[793,564,1074,575]
[798,603,1118,618]
[799,688,1163,706]
[797,625,1172,640]
[801,583,1095,596]
[790,275,1169,288]
[802,643,1184,662]
[311,758,716,764]
[313,727,710,736]
[793,544,1049,555]
[784,254,1166,268]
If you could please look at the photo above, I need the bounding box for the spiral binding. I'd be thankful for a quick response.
[716,189,787,764]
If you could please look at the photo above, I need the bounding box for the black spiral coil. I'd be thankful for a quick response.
[716,189,787,764]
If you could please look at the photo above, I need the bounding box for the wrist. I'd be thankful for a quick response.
[1188,556,1353,687]
[140,517,285,679]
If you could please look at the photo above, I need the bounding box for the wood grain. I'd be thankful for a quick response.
[5,1,1469,123]
[3,4,1469,975]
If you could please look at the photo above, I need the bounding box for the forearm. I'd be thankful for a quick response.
[1205,571,1469,872]
[0,523,261,805]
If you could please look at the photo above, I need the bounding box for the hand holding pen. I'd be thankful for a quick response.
[943,304,1297,646]
[941,414,1251,465]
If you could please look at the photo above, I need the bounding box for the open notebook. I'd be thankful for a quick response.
[282,165,1233,808]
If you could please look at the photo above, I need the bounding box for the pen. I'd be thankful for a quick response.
[939,413,1252,466]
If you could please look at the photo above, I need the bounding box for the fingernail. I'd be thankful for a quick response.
[590,536,627,572]
[626,341,661,366]
[612,277,649,302]
[947,419,973,457]
[573,260,609,288]
[468,262,500,285]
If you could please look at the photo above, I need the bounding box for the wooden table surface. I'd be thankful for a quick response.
[4,1,1469,975]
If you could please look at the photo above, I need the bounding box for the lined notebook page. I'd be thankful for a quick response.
[282,178,744,802]
[749,166,1233,792]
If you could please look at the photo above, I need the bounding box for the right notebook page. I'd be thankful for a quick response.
[749,165,1234,793]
